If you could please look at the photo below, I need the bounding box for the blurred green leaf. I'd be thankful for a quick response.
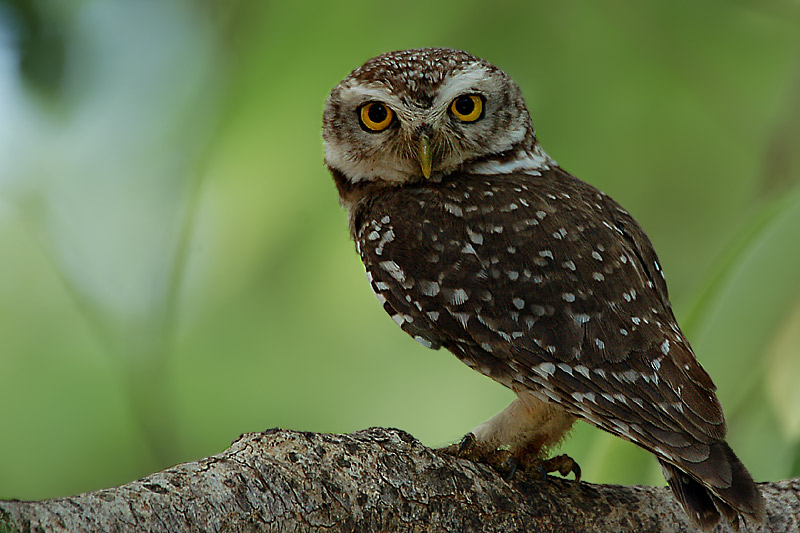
[766,294,800,441]
[683,187,800,482]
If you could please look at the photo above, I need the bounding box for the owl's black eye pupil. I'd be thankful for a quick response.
[455,96,475,116]
[368,103,388,124]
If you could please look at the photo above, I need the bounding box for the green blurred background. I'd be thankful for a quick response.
[1,0,799,501]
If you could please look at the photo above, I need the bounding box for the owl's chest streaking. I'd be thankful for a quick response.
[349,169,678,389]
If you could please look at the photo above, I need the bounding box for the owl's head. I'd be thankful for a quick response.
[323,48,538,184]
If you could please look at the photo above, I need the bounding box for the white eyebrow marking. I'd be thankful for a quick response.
[433,65,492,105]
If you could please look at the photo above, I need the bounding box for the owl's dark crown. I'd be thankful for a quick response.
[348,48,494,104]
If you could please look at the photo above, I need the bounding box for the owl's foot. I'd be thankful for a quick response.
[438,432,517,479]
[439,433,580,482]
[538,453,581,482]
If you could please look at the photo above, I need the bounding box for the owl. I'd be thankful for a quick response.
[322,48,764,530]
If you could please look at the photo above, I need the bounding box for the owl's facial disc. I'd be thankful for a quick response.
[323,48,537,184]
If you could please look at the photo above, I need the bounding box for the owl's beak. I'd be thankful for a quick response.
[418,134,433,179]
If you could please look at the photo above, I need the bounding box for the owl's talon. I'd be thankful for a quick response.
[540,454,581,482]
[537,461,548,481]
[458,433,475,457]
[504,456,518,481]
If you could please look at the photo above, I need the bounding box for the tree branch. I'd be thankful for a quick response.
[1,428,797,532]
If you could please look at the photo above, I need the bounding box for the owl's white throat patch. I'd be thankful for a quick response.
[468,144,556,177]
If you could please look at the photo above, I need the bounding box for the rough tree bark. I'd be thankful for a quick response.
[0,428,797,532]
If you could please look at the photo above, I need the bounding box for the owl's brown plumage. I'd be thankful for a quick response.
[323,48,764,530]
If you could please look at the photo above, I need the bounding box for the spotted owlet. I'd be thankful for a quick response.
[322,48,764,530]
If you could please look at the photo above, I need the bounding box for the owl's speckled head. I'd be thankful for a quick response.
[323,48,538,185]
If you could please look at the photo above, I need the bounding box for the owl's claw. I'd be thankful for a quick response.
[439,433,515,477]
[504,456,518,481]
[457,433,475,456]
[539,454,581,482]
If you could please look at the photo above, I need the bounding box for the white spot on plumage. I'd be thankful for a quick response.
[535,210,547,219]
[466,228,484,245]
[574,313,591,324]
[426,311,440,321]
[660,339,670,354]
[512,298,525,309]
[558,363,573,376]
[444,203,463,216]
[563,260,576,271]
[612,420,630,433]
[462,243,477,254]
[448,288,469,305]
[595,338,605,350]
[538,250,553,259]
[381,215,390,224]
[451,311,470,327]
[419,280,440,297]
[592,272,605,281]
[508,271,519,281]
[392,314,406,326]
[539,362,556,376]
[414,336,433,348]
[379,261,405,282]
[562,292,576,302]
[368,231,380,241]
[592,251,603,261]
[623,369,639,382]
[574,365,590,379]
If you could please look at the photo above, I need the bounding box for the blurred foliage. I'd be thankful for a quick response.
[0,0,799,500]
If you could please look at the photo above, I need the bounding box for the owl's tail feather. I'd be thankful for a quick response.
[659,442,764,531]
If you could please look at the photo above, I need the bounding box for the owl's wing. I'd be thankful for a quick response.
[358,169,731,488]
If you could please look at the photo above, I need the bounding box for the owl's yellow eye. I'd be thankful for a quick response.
[450,94,483,122]
[359,102,394,132]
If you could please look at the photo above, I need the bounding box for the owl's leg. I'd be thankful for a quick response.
[443,388,579,480]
